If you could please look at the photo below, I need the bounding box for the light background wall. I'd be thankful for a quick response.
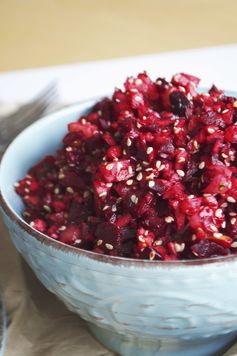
[0,0,236,71]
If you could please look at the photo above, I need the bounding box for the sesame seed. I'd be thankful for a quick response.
[14,182,20,187]
[144,230,148,236]
[138,235,145,242]
[137,122,142,128]
[135,78,142,85]
[128,166,133,174]
[158,164,165,172]
[207,128,215,134]
[66,187,74,193]
[97,240,103,246]
[178,157,185,163]
[131,195,138,204]
[126,138,132,147]
[192,234,197,241]
[58,225,66,231]
[153,240,163,246]
[160,153,168,159]
[134,95,142,102]
[221,153,228,158]
[43,205,51,212]
[231,242,237,248]
[231,218,236,225]
[83,191,89,198]
[112,205,117,212]
[176,169,185,177]
[227,196,236,203]
[233,101,237,108]
[102,205,109,211]
[165,216,174,223]
[58,173,65,179]
[99,192,107,197]
[193,140,199,149]
[221,202,228,208]
[81,118,86,124]
[106,163,114,170]
[145,167,153,171]
[54,188,60,194]
[74,239,82,244]
[209,224,218,232]
[221,221,226,229]
[126,179,133,186]
[188,195,195,199]
[174,243,185,253]
[146,173,154,180]
[222,109,229,114]
[106,183,113,188]
[66,146,72,152]
[148,180,155,188]
[199,161,205,169]
[136,172,143,181]
[24,188,30,193]
[105,243,114,250]
[156,161,161,170]
[213,232,223,238]
[142,161,149,166]
[229,212,237,216]
[146,147,153,154]
[174,127,181,134]
[215,209,222,218]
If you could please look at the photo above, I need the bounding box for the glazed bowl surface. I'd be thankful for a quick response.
[1,100,237,356]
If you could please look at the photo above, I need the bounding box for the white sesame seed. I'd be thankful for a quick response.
[227,196,236,203]
[126,179,133,186]
[134,95,142,102]
[126,138,132,147]
[106,163,114,170]
[233,101,237,108]
[192,234,197,241]
[43,205,51,212]
[81,118,86,124]
[83,191,89,198]
[105,243,114,250]
[112,205,117,212]
[142,161,149,166]
[193,140,199,149]
[135,78,142,85]
[66,187,74,193]
[97,239,103,246]
[148,180,155,188]
[146,173,155,180]
[106,183,113,188]
[58,173,65,179]
[165,216,174,223]
[177,157,185,163]
[102,205,109,211]
[231,242,237,248]
[221,202,228,208]
[155,161,161,170]
[174,243,185,253]
[136,172,143,181]
[221,153,228,158]
[146,147,153,154]
[207,128,215,134]
[137,122,142,128]
[229,212,237,216]
[215,209,222,218]
[66,146,72,152]
[128,166,133,174]
[131,195,138,204]
[160,153,168,159]
[145,167,153,172]
[138,235,145,242]
[176,169,185,177]
[188,195,195,199]
[153,240,163,246]
[222,109,229,114]
[144,230,148,236]
[199,161,205,169]
[209,224,218,232]
[99,192,107,197]
[213,232,223,238]
[14,182,20,187]
[174,127,181,134]
[221,221,226,229]
[231,218,236,225]
[158,164,165,172]
[58,225,66,231]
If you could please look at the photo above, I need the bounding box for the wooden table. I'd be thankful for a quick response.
[0,0,236,71]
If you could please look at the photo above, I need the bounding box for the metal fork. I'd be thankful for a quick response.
[0,83,58,151]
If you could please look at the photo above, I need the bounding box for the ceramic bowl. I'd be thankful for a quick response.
[1,100,237,356]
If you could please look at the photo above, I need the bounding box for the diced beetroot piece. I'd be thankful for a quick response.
[106,146,122,160]
[68,121,99,139]
[172,73,200,87]
[30,218,46,232]
[225,125,237,143]
[208,234,232,248]
[191,240,228,258]
[99,159,134,183]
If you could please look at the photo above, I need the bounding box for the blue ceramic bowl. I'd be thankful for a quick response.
[1,100,237,356]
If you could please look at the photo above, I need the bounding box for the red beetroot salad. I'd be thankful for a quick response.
[15,72,237,260]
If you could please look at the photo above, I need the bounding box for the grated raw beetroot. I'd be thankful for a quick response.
[15,72,237,260]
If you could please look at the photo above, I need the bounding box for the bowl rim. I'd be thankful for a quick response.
[1,98,237,268]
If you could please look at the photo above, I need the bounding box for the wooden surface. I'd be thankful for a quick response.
[0,0,237,72]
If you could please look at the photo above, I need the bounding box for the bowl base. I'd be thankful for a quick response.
[87,322,237,356]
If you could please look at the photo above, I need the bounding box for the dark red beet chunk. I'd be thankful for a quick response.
[15,71,237,260]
